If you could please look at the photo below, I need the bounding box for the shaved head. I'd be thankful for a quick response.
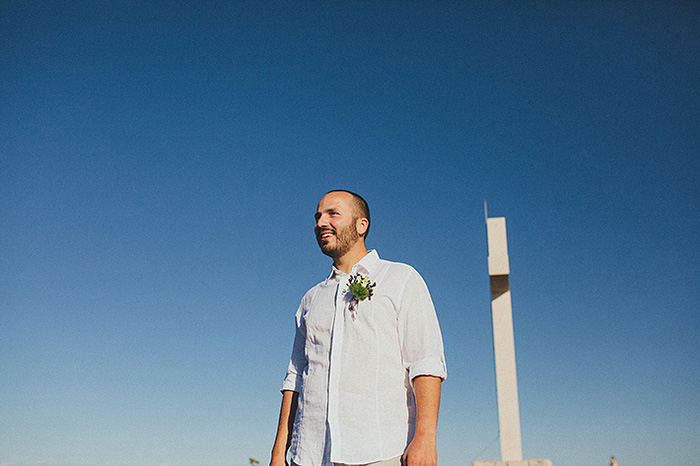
[325,190,370,238]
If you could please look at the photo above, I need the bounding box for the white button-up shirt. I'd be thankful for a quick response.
[282,250,447,466]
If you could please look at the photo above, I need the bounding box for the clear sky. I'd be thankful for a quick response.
[1,1,698,465]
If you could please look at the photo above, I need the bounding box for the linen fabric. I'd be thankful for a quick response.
[333,457,402,466]
[293,458,401,466]
[293,459,401,466]
[282,250,447,466]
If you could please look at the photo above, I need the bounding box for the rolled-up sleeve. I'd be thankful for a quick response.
[281,301,307,392]
[397,267,447,383]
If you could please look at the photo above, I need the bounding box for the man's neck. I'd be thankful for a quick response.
[333,244,369,274]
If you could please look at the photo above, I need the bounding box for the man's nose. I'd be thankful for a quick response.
[316,214,329,229]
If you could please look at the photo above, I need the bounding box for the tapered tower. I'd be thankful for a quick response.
[474,206,552,466]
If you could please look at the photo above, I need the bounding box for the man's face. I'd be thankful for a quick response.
[314,192,361,259]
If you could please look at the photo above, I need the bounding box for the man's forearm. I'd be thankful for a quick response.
[270,390,299,465]
[403,375,442,465]
[413,375,441,439]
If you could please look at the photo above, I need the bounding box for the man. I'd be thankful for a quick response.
[270,190,447,466]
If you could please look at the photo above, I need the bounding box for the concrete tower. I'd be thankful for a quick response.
[487,215,522,461]
[474,208,552,466]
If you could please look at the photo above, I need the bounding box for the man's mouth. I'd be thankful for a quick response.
[318,230,334,240]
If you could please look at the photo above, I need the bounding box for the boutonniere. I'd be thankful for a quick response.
[347,273,376,316]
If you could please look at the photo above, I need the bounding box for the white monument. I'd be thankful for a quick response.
[474,207,552,466]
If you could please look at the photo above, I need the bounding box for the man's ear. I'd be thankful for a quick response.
[356,217,369,237]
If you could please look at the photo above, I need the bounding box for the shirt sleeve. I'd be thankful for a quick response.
[281,300,308,392]
[397,267,447,384]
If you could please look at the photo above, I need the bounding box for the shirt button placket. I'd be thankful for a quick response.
[327,277,346,461]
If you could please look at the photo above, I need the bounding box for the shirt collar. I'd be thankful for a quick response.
[326,250,380,282]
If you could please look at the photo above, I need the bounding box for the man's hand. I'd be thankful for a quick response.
[402,375,442,466]
[402,433,437,466]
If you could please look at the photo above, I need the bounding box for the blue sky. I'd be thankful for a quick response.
[1,1,698,465]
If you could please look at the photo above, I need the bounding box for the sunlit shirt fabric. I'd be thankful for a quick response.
[281,250,447,466]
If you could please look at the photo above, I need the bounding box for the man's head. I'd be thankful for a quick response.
[314,190,370,259]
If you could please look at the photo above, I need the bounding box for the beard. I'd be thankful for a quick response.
[316,221,360,259]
